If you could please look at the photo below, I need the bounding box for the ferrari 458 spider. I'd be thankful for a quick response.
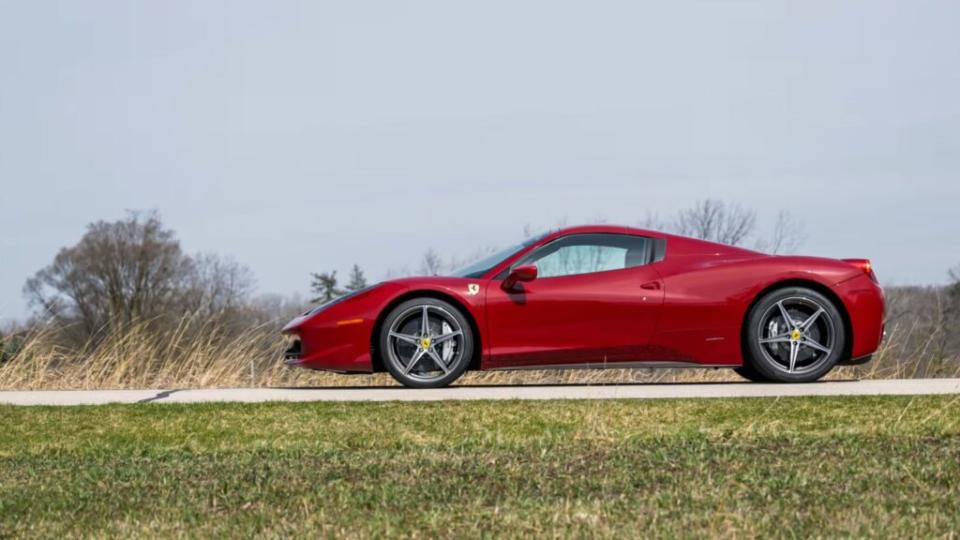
[283,225,884,388]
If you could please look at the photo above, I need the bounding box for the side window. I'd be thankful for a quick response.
[517,234,651,279]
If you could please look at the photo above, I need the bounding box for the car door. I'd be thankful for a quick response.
[483,233,665,368]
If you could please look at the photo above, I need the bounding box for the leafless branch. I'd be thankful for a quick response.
[419,249,444,276]
[756,210,807,254]
[673,199,756,246]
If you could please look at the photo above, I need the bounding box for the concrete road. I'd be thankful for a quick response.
[1,379,959,406]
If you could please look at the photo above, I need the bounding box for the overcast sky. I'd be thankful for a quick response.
[2,0,959,321]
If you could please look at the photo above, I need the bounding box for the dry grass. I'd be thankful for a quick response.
[0,321,313,390]
[0,309,957,391]
[0,320,736,390]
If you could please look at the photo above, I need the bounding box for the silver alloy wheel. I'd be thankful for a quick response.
[756,296,837,375]
[385,304,465,383]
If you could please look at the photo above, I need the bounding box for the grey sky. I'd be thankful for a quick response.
[2,0,959,320]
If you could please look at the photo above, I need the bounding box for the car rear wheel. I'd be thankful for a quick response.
[743,287,846,383]
[379,298,474,388]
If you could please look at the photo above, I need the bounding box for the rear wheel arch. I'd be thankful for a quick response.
[370,290,482,373]
[739,279,853,366]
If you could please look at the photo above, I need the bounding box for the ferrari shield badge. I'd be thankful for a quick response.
[467,284,481,296]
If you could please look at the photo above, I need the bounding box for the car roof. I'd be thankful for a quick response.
[540,224,665,240]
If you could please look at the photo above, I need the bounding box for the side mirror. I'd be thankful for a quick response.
[502,264,538,290]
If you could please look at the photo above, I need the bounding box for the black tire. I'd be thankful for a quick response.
[379,297,474,388]
[743,287,846,383]
[733,365,769,382]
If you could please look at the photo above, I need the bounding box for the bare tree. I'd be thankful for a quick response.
[638,211,664,230]
[419,249,444,276]
[382,265,413,280]
[947,264,960,334]
[446,246,500,274]
[756,210,807,254]
[525,218,569,235]
[24,211,193,337]
[183,254,256,317]
[672,199,756,246]
[246,292,309,324]
[23,211,257,342]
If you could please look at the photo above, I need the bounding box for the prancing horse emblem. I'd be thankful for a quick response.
[467,284,480,296]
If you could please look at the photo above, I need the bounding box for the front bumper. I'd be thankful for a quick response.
[283,338,303,365]
[282,317,377,373]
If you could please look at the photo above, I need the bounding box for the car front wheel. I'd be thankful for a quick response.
[379,297,474,388]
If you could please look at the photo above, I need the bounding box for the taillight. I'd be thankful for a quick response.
[843,258,878,283]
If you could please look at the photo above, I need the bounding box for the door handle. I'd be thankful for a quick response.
[640,281,661,290]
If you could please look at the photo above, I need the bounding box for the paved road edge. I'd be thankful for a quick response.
[2,379,960,406]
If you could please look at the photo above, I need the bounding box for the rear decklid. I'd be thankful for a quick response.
[842,258,879,284]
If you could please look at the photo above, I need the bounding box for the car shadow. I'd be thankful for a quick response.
[275,379,861,390]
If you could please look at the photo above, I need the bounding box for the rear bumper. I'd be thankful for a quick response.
[834,275,885,360]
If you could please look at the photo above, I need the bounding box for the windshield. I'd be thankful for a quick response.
[449,233,546,279]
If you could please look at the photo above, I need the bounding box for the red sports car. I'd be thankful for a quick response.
[283,225,884,388]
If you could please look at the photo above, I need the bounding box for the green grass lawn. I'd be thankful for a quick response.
[1,396,959,538]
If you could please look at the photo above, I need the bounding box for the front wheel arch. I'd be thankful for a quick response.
[739,279,853,367]
[370,290,482,373]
